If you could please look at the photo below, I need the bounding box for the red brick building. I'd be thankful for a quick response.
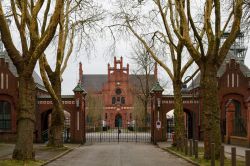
[0,51,48,142]
[151,34,250,147]
[0,50,86,143]
[82,57,156,128]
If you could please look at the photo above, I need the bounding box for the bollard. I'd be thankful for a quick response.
[189,139,193,156]
[194,140,198,159]
[185,138,188,155]
[231,147,236,166]
[220,145,224,166]
[211,143,215,166]
[193,139,195,154]
[245,150,250,166]
[176,140,179,151]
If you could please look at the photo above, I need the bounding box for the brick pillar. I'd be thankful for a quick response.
[150,82,164,143]
[73,84,87,143]
[226,102,235,144]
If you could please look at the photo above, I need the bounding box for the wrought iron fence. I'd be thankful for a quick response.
[233,117,247,137]
[86,120,151,143]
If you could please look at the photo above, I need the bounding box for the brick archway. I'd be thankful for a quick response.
[151,92,200,143]
[37,93,86,143]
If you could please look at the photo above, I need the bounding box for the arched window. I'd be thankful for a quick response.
[112,97,116,104]
[0,101,11,130]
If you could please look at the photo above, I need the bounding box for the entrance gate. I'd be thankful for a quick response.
[86,119,151,143]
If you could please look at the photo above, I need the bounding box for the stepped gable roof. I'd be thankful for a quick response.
[0,51,46,91]
[188,51,250,90]
[82,74,156,92]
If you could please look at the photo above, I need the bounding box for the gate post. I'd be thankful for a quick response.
[150,82,164,143]
[73,83,87,143]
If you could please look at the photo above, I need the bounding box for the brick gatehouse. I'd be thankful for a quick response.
[0,50,86,143]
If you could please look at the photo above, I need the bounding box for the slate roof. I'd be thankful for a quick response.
[187,51,250,90]
[82,74,156,92]
[0,51,46,91]
[82,74,108,92]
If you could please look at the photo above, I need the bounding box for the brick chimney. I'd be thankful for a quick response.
[154,62,158,81]
[79,62,83,86]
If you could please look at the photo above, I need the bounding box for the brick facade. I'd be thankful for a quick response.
[83,57,156,128]
[0,53,86,143]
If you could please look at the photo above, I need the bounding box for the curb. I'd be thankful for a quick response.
[41,144,81,166]
[156,144,199,166]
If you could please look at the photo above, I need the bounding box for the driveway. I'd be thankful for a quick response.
[47,143,193,166]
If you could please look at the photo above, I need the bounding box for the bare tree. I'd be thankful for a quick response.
[86,92,104,130]
[242,0,250,31]
[168,0,243,159]
[0,0,63,159]
[111,0,198,150]
[39,0,104,147]
[130,42,156,126]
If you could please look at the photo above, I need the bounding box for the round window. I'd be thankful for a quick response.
[115,88,122,95]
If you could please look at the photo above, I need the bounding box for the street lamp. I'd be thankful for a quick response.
[183,76,196,141]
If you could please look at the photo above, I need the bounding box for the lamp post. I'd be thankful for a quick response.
[183,76,196,141]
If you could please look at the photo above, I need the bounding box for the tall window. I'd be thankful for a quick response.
[0,101,11,130]
[112,97,116,104]
[121,97,125,104]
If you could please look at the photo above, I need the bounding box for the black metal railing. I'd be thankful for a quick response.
[233,117,247,137]
[86,120,151,143]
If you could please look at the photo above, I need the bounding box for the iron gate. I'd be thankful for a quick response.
[86,120,151,143]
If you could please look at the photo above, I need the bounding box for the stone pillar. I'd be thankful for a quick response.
[226,102,235,144]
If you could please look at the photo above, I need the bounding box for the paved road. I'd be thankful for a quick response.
[47,143,193,166]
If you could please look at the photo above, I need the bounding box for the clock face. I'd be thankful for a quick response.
[116,88,122,95]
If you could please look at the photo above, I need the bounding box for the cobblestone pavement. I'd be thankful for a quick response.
[47,143,194,166]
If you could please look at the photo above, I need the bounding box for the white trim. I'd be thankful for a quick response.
[1,73,3,89]
[232,73,234,87]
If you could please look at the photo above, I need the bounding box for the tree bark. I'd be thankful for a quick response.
[173,80,185,150]
[12,74,36,160]
[200,61,221,159]
[47,78,64,147]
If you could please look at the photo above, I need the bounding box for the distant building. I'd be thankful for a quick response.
[81,57,157,128]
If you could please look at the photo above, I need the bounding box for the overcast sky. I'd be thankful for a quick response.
[29,0,250,95]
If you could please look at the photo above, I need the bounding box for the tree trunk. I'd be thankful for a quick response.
[200,62,221,159]
[173,80,185,150]
[144,100,148,126]
[47,79,64,147]
[12,74,36,160]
